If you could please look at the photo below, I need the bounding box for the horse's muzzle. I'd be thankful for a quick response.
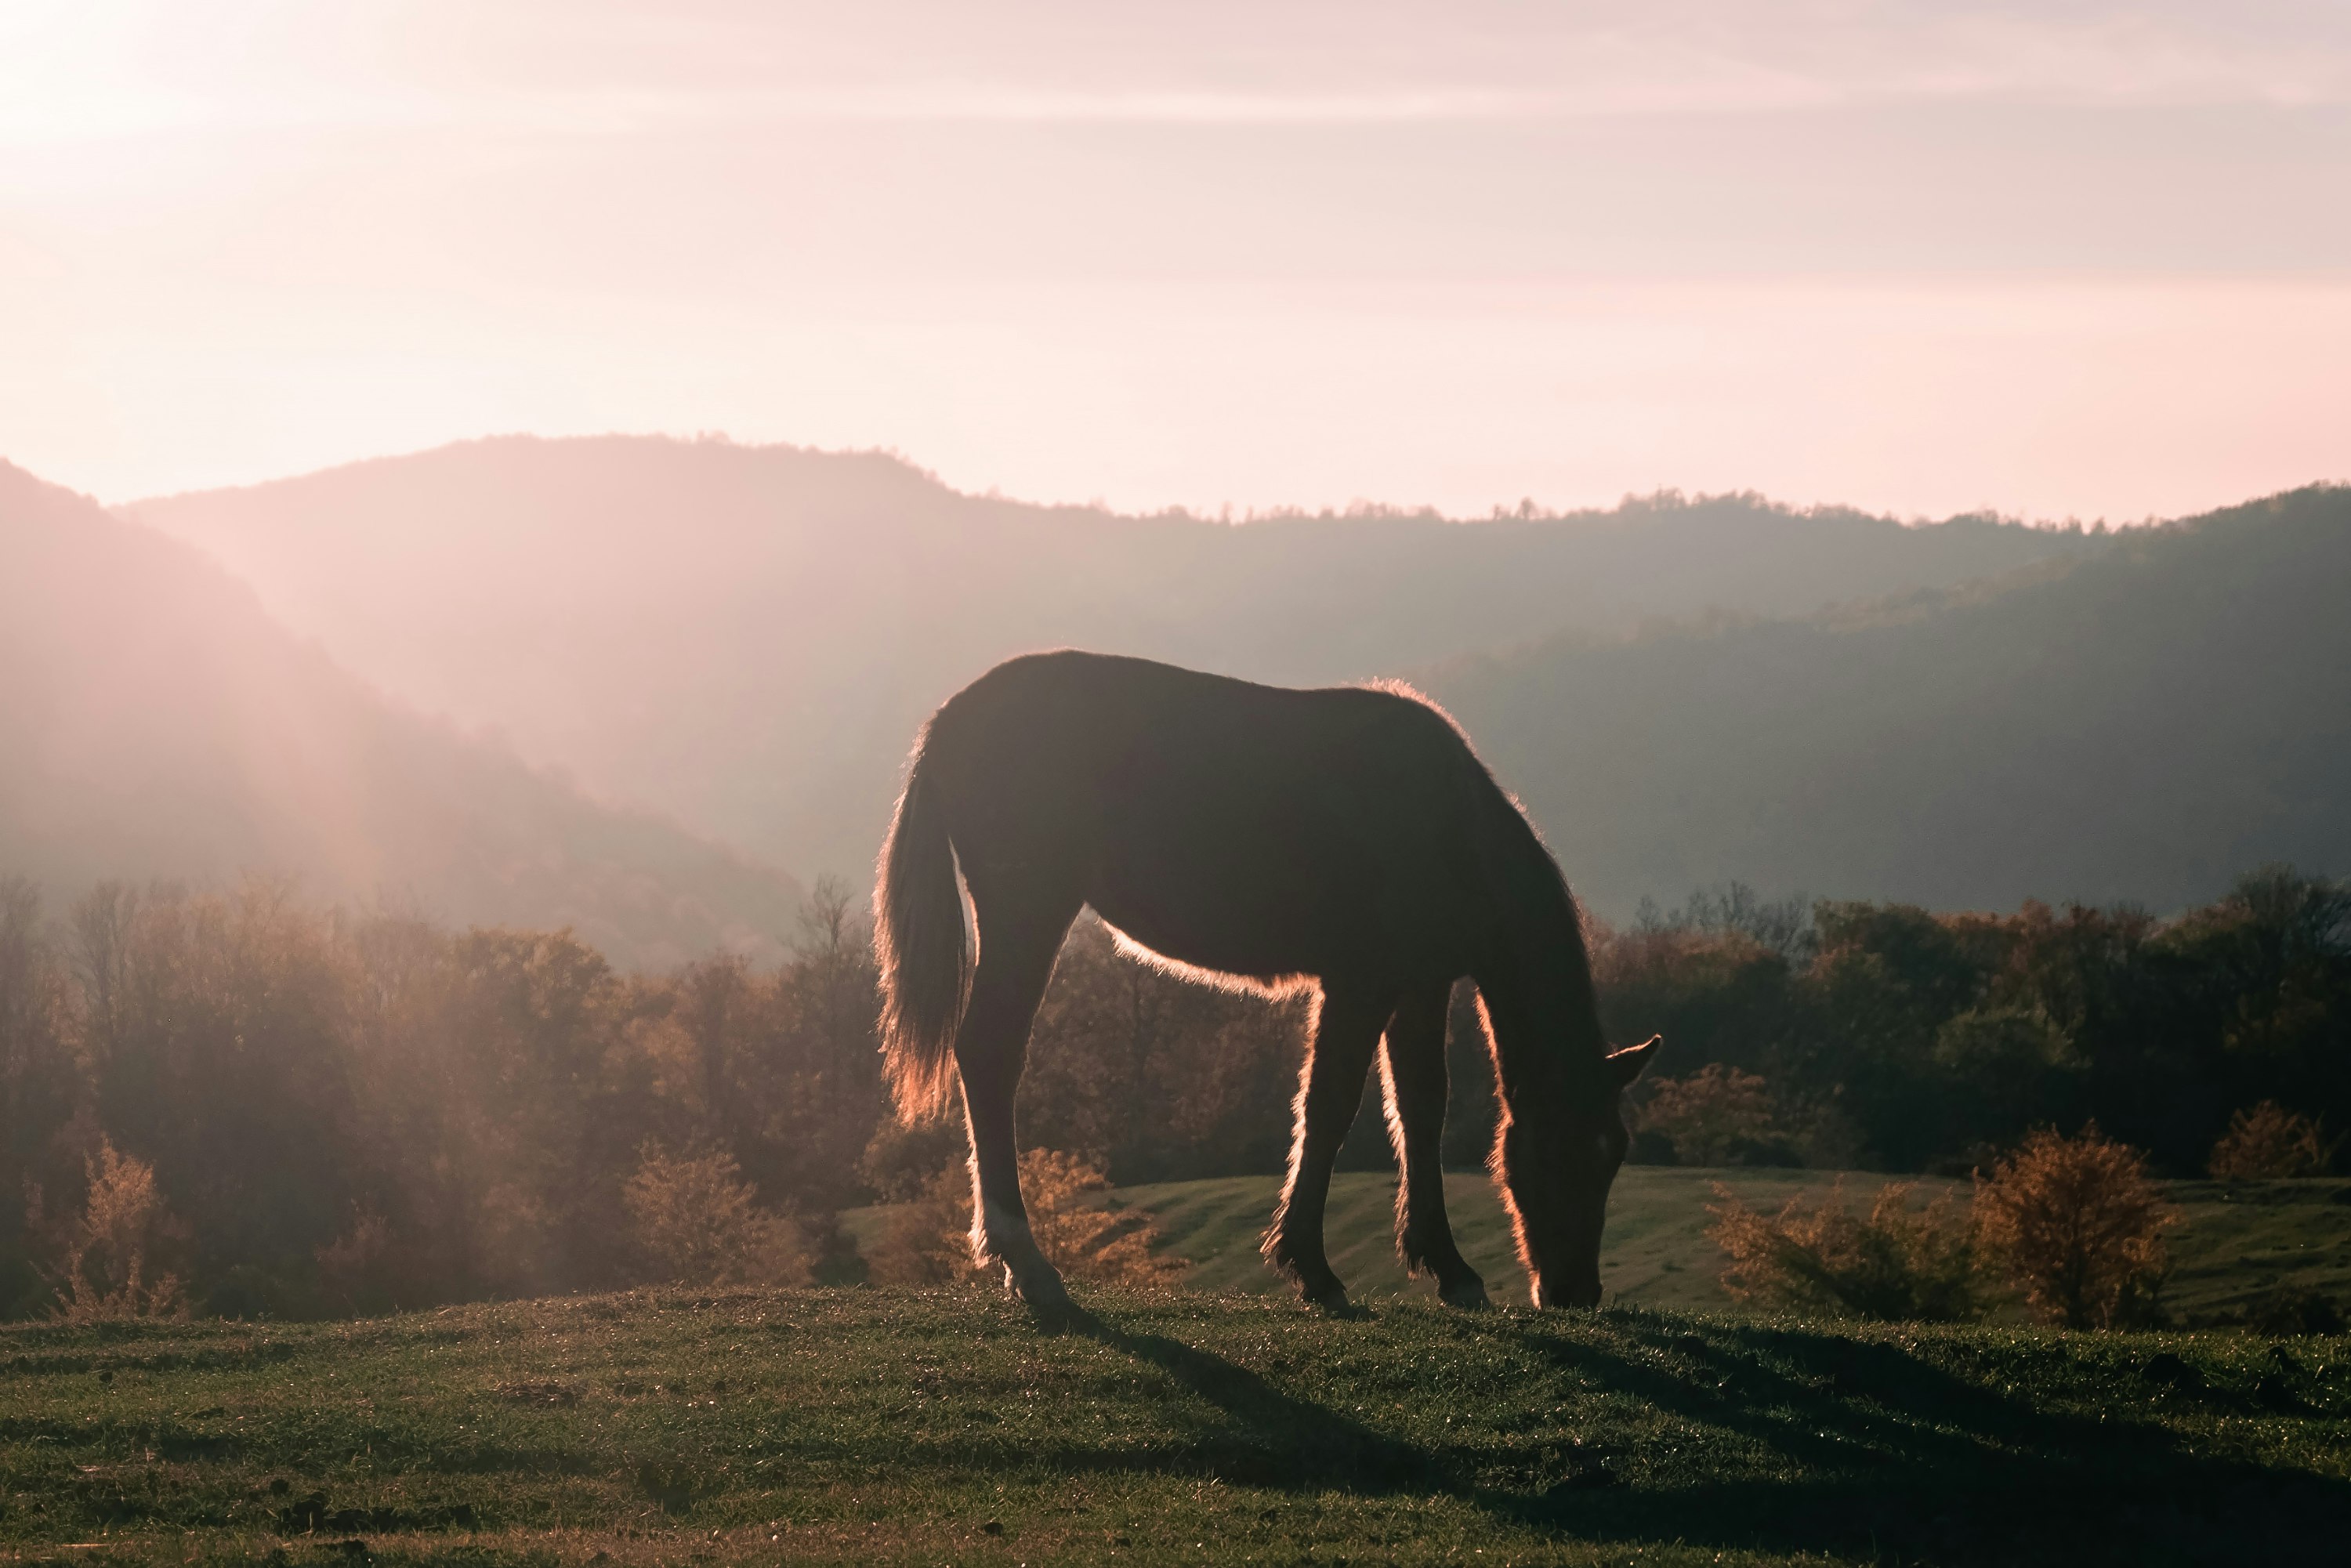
[1532,1271,1603,1310]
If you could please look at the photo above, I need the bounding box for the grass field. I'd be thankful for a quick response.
[5,1288,2349,1566]
[8,1174,2347,1566]
[846,1167,2351,1319]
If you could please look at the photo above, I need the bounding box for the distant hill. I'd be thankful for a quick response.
[129,436,2094,886]
[0,462,803,969]
[1425,486,2351,914]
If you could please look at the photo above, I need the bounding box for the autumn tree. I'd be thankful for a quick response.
[621,1143,811,1287]
[1973,1124,2177,1328]
[1635,1065,1784,1166]
[0,878,76,1315]
[1708,1178,1987,1322]
[1020,918,1302,1182]
[2208,1101,2336,1179]
[44,1138,185,1321]
[864,1146,1186,1291]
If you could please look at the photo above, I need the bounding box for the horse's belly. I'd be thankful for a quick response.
[1086,896,1313,984]
[1084,840,1383,983]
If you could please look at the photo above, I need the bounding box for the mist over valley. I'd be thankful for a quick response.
[114,435,2347,929]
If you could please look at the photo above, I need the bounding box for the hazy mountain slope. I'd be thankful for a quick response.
[0,462,802,969]
[128,436,2093,880]
[1424,486,2351,914]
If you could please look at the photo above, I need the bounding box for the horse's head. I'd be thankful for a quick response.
[1498,1034,1660,1308]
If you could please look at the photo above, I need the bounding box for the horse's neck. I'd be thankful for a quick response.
[1476,846,1604,1098]
[1483,930,1599,1041]
[1486,833,1593,1000]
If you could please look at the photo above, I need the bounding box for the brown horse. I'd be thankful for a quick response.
[874,650,1657,1312]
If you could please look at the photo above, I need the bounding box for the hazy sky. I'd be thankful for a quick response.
[5,2,2347,519]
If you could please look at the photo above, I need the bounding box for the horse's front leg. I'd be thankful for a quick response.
[1262,983,1394,1309]
[1381,980,1488,1308]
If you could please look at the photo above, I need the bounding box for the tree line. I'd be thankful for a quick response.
[1603,867,2351,1177]
[0,864,2342,1319]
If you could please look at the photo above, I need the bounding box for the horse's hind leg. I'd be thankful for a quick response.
[955,879,1080,1313]
[1263,983,1395,1309]
[1382,980,1488,1309]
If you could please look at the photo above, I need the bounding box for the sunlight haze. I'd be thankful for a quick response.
[5,1,2347,517]
[9,11,2351,1536]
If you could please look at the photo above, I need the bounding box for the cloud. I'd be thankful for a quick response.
[7,1,2351,147]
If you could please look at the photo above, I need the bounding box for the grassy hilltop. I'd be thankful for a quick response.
[5,1289,2349,1567]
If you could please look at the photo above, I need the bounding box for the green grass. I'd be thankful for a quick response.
[4,1290,2349,1566]
[12,1175,2346,1565]
[1092,1168,2351,1318]
[1106,1168,1831,1309]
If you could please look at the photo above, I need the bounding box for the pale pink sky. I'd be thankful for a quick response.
[3,2,2346,519]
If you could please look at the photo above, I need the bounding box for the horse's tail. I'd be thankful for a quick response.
[874,729,970,1122]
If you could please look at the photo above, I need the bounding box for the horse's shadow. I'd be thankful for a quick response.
[1055,1302,1436,1490]
[1052,1302,2351,1566]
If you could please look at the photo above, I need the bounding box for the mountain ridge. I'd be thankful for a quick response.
[129,434,2102,887]
[0,459,806,969]
[1423,483,2351,914]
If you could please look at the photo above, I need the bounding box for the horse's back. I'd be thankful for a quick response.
[926,651,1476,836]
[922,651,1498,980]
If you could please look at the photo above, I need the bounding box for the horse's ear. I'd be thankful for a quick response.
[1604,1034,1661,1086]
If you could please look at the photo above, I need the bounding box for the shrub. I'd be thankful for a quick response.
[1018,1149,1189,1287]
[44,1139,186,1321]
[859,1117,968,1204]
[313,1206,407,1316]
[2208,1101,2337,1179]
[621,1144,812,1287]
[1930,1005,2081,1147]
[864,1148,1187,1290]
[1636,1065,1787,1166]
[1706,1178,1988,1321]
[861,1163,973,1287]
[1973,1123,2177,1328]
[2238,1284,2346,1337]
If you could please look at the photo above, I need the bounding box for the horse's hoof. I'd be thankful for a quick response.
[1006,1264,1074,1316]
[1023,1291,1088,1331]
[1299,1276,1351,1312]
[1440,1276,1491,1310]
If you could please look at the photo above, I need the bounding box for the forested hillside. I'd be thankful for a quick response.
[3,865,2342,1320]
[129,435,2096,888]
[0,462,802,969]
[117,440,2349,922]
[1430,485,2351,914]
